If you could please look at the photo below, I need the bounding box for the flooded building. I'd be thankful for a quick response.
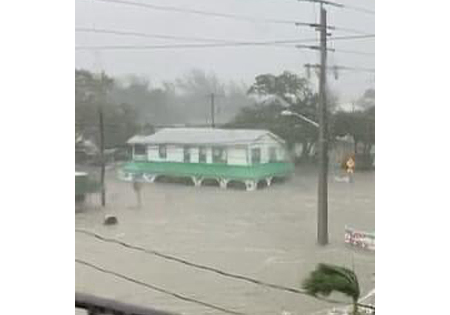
[120,128,294,191]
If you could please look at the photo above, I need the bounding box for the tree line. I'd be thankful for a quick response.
[76,69,374,162]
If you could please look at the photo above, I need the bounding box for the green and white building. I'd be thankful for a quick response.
[120,128,294,191]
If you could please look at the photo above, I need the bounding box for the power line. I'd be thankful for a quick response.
[75,34,374,51]
[75,42,302,51]
[89,0,315,27]
[75,229,375,310]
[328,26,373,36]
[75,27,313,45]
[76,27,236,44]
[87,0,370,35]
[76,229,307,296]
[305,63,375,74]
[331,49,374,56]
[329,34,374,41]
[76,258,245,315]
[297,45,375,57]
[76,28,374,50]
[298,0,375,15]
[334,65,375,73]
[75,41,316,51]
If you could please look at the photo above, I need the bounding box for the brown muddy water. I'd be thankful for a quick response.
[76,166,374,315]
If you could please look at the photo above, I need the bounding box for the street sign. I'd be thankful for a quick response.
[345,226,375,251]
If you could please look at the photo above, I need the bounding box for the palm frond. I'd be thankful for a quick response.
[302,263,360,302]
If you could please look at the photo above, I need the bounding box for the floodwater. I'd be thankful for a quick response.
[75,166,374,315]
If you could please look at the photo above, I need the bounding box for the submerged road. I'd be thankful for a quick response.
[76,166,374,315]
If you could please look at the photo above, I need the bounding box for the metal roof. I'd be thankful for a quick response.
[127,135,150,144]
[127,128,284,145]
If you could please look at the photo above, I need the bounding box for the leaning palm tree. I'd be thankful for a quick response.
[302,263,361,315]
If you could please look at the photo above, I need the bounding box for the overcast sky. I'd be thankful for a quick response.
[75,0,374,103]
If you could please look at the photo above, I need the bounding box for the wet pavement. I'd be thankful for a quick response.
[75,166,374,315]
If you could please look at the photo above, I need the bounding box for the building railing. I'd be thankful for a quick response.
[75,292,177,315]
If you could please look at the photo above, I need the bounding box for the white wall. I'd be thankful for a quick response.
[132,145,147,161]
[249,135,286,164]
[276,147,287,161]
[227,147,248,166]
[137,138,288,165]
[167,146,184,162]
[147,145,160,162]
[189,147,199,163]
[146,145,183,162]
[206,147,213,164]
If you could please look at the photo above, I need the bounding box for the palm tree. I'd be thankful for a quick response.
[302,263,361,315]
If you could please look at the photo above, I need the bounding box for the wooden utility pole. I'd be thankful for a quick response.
[210,93,215,128]
[317,5,329,245]
[98,74,106,207]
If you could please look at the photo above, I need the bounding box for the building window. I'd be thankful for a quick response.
[199,147,207,163]
[159,145,167,159]
[184,146,191,163]
[251,148,261,164]
[269,147,277,162]
[134,144,146,156]
[213,147,227,163]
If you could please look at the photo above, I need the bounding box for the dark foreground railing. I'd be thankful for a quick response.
[76,292,177,315]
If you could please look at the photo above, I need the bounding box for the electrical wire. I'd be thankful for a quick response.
[76,27,237,44]
[75,42,311,51]
[331,49,374,56]
[76,28,374,51]
[76,258,246,315]
[75,27,320,46]
[334,65,375,73]
[76,229,375,310]
[329,26,373,36]
[75,34,374,51]
[85,0,371,35]
[88,0,315,27]
[298,0,375,15]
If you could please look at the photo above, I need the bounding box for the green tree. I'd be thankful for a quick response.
[302,263,361,315]
[356,88,375,110]
[332,106,375,155]
[75,69,141,149]
[228,71,319,161]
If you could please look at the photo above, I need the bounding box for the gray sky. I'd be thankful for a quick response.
[75,0,374,102]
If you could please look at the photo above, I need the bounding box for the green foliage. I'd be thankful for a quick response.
[248,71,315,105]
[302,263,361,314]
[228,71,318,161]
[76,68,254,149]
[332,105,375,154]
[75,70,141,148]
